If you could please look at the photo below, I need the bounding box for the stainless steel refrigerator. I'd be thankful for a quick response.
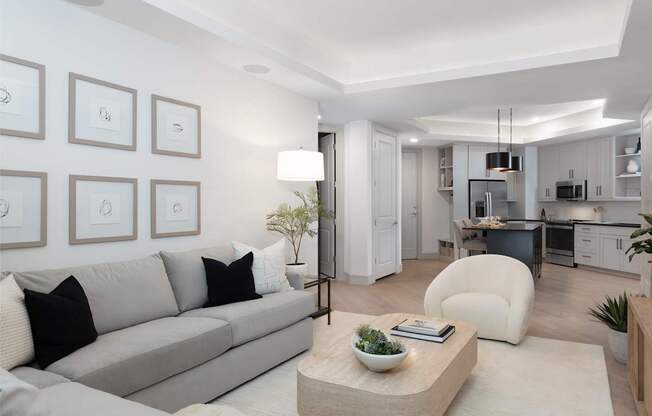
[468,180,508,219]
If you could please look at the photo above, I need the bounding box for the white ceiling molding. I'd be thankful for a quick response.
[402,107,635,146]
[76,0,652,127]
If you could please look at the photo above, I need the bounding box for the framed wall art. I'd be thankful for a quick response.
[0,170,47,249]
[151,179,200,238]
[69,175,137,244]
[69,73,137,150]
[151,94,201,158]
[0,54,45,140]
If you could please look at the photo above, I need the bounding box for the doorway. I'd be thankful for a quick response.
[372,127,399,279]
[401,151,419,259]
[318,132,336,278]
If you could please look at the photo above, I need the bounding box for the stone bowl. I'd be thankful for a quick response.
[351,335,408,372]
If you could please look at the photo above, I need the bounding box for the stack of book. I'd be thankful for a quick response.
[390,318,455,343]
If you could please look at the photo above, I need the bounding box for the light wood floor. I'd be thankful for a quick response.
[324,260,639,416]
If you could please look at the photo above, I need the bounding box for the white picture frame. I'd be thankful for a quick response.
[0,170,47,250]
[69,73,137,151]
[151,179,200,238]
[0,55,45,140]
[69,175,137,244]
[151,95,201,158]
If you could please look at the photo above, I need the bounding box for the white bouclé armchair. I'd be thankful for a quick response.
[424,254,535,345]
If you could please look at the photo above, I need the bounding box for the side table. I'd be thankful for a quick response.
[304,275,331,325]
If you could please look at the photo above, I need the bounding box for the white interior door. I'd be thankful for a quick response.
[373,129,398,279]
[318,134,336,277]
[401,152,418,259]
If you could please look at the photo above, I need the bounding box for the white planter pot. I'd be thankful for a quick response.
[286,263,308,290]
[351,336,408,372]
[608,329,628,364]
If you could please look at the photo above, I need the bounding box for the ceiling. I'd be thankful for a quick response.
[421,100,607,127]
[71,0,652,133]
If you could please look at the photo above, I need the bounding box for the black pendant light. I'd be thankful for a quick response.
[486,109,512,171]
[501,108,522,172]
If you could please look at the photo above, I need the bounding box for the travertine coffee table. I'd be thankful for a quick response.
[297,313,477,416]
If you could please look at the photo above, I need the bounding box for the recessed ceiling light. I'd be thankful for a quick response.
[317,114,322,120]
[409,137,419,143]
[65,0,104,6]
[531,117,541,123]
[243,64,271,74]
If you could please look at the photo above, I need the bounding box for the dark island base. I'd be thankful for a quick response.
[485,226,543,279]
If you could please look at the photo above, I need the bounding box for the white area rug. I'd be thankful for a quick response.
[213,311,613,416]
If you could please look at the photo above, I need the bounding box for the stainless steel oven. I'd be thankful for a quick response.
[546,221,574,267]
[556,180,587,201]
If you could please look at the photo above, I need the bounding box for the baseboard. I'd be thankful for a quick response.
[575,264,640,280]
[345,273,376,285]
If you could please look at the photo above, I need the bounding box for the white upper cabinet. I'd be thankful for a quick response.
[468,145,506,180]
[558,141,587,181]
[538,145,558,201]
[586,137,614,200]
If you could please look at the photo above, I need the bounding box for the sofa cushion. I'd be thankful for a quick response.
[24,276,98,368]
[161,246,234,312]
[441,292,510,341]
[203,253,261,307]
[0,274,34,370]
[180,291,315,346]
[46,317,232,398]
[10,366,69,389]
[0,368,38,416]
[12,255,179,335]
[31,382,171,416]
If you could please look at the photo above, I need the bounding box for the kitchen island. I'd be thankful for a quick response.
[464,223,543,279]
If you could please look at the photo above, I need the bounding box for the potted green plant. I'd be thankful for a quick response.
[588,293,628,363]
[626,213,652,262]
[266,187,333,281]
[352,324,407,372]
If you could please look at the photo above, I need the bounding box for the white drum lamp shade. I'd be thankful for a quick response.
[277,149,324,181]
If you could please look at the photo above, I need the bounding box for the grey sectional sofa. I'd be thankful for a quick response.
[7,246,316,414]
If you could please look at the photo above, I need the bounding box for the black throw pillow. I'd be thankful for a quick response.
[24,275,98,368]
[202,252,262,307]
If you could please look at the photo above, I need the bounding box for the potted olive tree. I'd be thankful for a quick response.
[589,293,628,363]
[266,188,332,281]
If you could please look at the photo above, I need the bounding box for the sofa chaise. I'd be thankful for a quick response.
[4,246,316,414]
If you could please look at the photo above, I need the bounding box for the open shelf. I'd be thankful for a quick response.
[613,132,641,198]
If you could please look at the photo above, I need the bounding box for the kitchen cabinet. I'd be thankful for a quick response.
[574,225,641,274]
[538,146,558,201]
[586,138,614,200]
[599,235,623,271]
[558,141,587,181]
[468,145,506,180]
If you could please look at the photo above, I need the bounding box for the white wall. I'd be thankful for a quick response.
[538,201,639,223]
[0,0,318,272]
[341,121,374,281]
[640,95,652,296]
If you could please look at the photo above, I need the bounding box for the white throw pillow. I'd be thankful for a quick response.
[0,274,35,370]
[232,239,291,294]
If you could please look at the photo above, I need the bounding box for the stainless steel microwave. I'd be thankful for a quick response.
[556,180,587,201]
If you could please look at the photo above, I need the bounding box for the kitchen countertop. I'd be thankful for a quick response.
[464,223,542,231]
[573,221,640,228]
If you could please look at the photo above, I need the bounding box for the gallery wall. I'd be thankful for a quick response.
[0,0,318,272]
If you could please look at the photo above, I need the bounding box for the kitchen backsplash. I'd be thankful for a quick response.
[538,201,641,223]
